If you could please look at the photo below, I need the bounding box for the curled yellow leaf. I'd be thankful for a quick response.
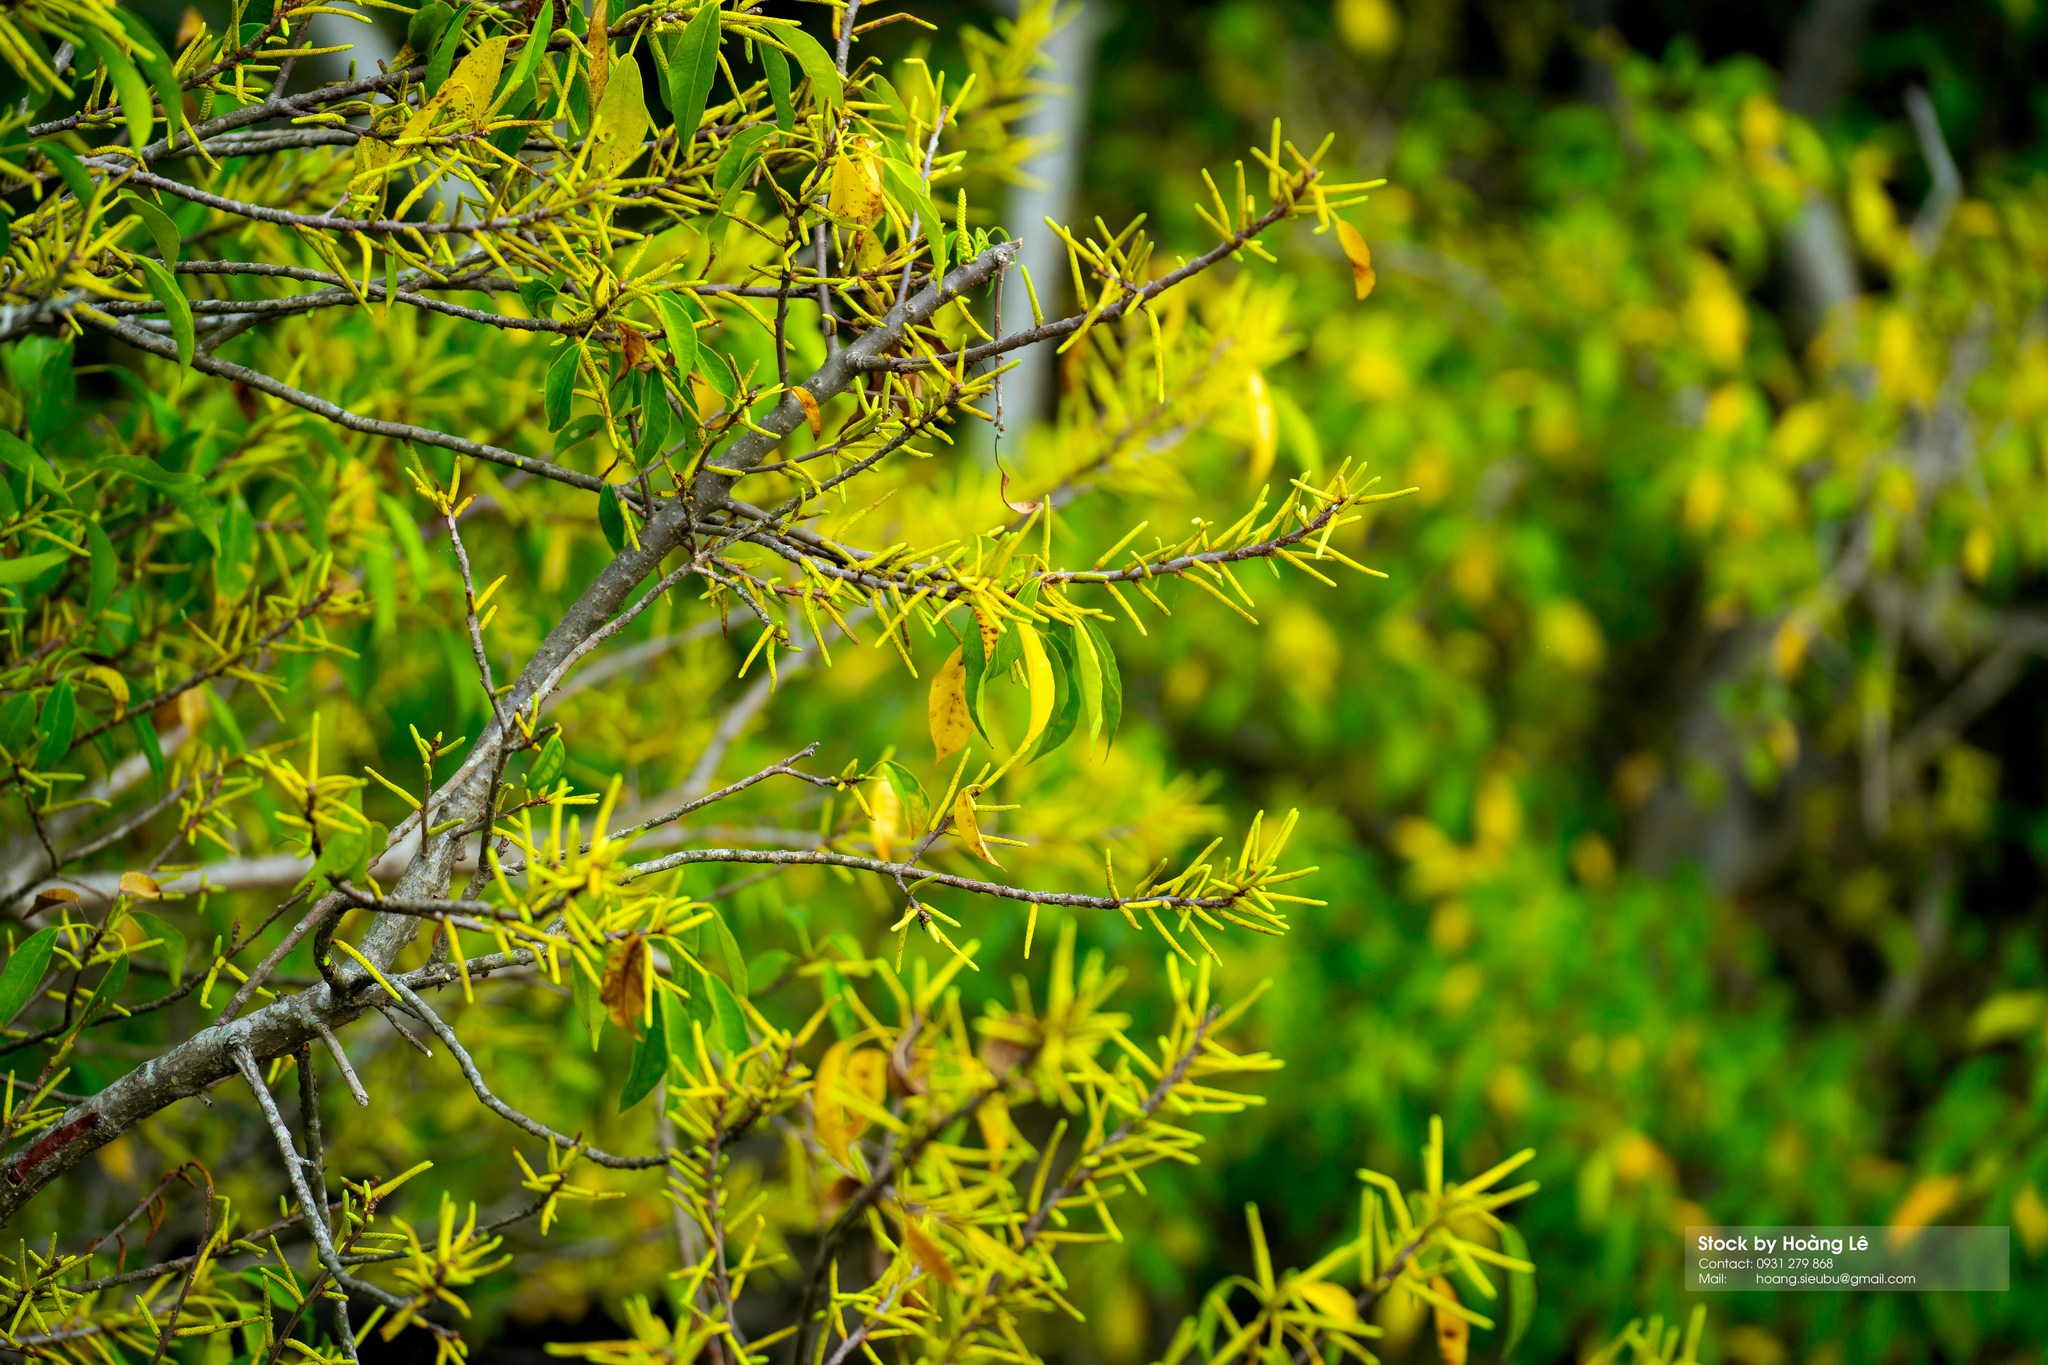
[1335,218,1376,301]
[951,786,1001,867]
[869,774,903,863]
[793,384,823,438]
[1017,623,1054,755]
[118,871,162,901]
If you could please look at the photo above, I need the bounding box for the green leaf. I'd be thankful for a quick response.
[882,156,946,278]
[516,276,558,318]
[113,10,185,143]
[1070,619,1104,741]
[131,714,164,795]
[407,0,457,54]
[1500,1222,1535,1360]
[84,519,117,621]
[130,911,186,988]
[123,191,183,265]
[305,818,374,892]
[960,616,991,740]
[77,953,129,1030]
[0,430,68,506]
[0,928,59,1025]
[988,618,1022,677]
[35,142,95,206]
[710,911,748,996]
[426,5,472,95]
[878,758,927,832]
[570,959,605,1050]
[35,681,74,769]
[96,455,216,551]
[713,124,774,198]
[529,731,567,790]
[820,962,858,1040]
[77,27,153,155]
[745,948,792,992]
[0,693,36,757]
[501,0,554,101]
[761,43,793,130]
[633,376,671,465]
[544,343,582,430]
[619,989,669,1110]
[0,548,72,586]
[136,257,192,369]
[1082,619,1122,749]
[587,48,650,178]
[659,2,722,143]
[598,484,626,552]
[1034,629,1081,761]
[776,25,842,109]
[700,966,750,1057]
[656,293,701,378]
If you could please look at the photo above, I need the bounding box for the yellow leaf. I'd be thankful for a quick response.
[588,52,650,180]
[870,775,902,863]
[929,648,972,761]
[975,1092,1010,1163]
[31,887,80,913]
[118,871,162,901]
[443,35,509,128]
[176,688,209,735]
[827,143,885,223]
[1017,623,1054,755]
[586,0,608,111]
[815,1042,887,1167]
[1297,1280,1359,1326]
[951,787,1001,867]
[1335,219,1376,300]
[1967,991,2047,1046]
[2014,1183,2048,1256]
[793,385,823,438]
[83,665,130,711]
[600,935,650,1032]
[1430,1276,1469,1365]
[899,1217,958,1286]
[1246,371,1277,486]
[1888,1174,1962,1248]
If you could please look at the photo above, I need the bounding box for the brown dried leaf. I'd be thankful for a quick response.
[618,321,649,372]
[31,887,80,914]
[600,934,650,1032]
[1430,1276,1469,1365]
[899,1217,958,1286]
[793,384,823,438]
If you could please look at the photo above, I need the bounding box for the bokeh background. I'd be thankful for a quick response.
[902,1,2048,1362]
